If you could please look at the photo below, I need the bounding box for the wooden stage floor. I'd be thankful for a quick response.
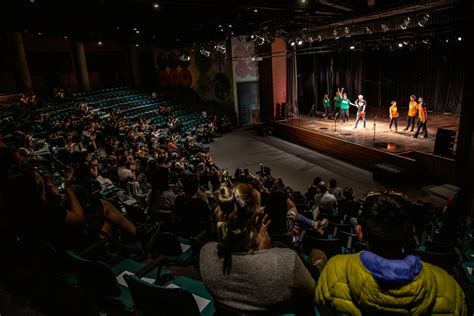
[274,107,460,155]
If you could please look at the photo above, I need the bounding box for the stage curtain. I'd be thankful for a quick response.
[297,47,463,113]
[297,52,363,115]
[287,47,299,116]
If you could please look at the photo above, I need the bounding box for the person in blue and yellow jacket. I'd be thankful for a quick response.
[315,191,466,316]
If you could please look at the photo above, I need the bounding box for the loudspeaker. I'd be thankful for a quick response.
[434,128,456,158]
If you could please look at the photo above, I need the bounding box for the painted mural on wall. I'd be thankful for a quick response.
[154,49,232,104]
[155,52,193,88]
[231,36,259,82]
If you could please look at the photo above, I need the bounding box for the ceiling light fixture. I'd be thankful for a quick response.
[418,13,430,27]
[400,17,411,30]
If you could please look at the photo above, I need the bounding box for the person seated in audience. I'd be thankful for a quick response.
[328,178,342,200]
[19,93,29,106]
[200,183,316,314]
[306,176,322,203]
[315,192,466,315]
[117,158,136,182]
[337,187,360,220]
[314,181,338,215]
[149,167,176,216]
[175,173,211,236]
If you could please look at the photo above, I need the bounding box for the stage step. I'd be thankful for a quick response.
[372,163,409,186]
[423,184,460,200]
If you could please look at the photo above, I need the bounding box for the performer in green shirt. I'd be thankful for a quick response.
[323,94,331,119]
[340,93,350,124]
[333,87,344,120]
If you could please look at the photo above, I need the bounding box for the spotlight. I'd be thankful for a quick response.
[63,35,68,39]
[200,48,210,57]
[398,43,403,48]
[250,34,256,40]
[402,41,409,46]
[216,44,226,54]
[250,56,256,61]
[37,32,42,36]
[136,30,140,34]
[290,40,295,47]
[255,35,265,46]
[400,17,410,30]
[153,2,159,9]
[29,0,35,3]
[297,38,303,46]
[98,41,103,46]
[344,26,351,38]
[133,27,137,31]
[253,8,258,13]
[365,26,373,34]
[418,13,430,27]
[381,23,389,32]
[457,36,462,41]
[228,24,232,28]
[350,45,355,50]
[135,44,139,47]
[178,51,191,62]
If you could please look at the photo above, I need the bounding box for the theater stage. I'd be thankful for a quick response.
[267,107,460,183]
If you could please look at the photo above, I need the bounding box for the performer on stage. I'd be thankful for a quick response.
[389,101,399,132]
[413,98,428,138]
[340,93,350,124]
[323,94,331,119]
[351,95,367,129]
[334,88,343,119]
[403,95,418,132]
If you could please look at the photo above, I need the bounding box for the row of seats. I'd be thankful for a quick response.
[72,86,129,98]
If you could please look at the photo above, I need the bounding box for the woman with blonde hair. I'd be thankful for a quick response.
[200,183,315,315]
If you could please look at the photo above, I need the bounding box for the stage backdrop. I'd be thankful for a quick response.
[297,46,464,115]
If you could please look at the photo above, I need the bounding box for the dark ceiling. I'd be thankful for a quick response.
[0,0,469,49]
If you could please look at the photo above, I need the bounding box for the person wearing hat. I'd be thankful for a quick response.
[351,94,367,129]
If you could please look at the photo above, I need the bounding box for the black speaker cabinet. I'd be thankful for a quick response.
[434,128,456,158]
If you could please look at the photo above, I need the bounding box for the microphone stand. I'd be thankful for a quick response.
[334,113,339,132]
[373,115,377,141]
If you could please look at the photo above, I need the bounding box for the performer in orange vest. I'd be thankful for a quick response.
[389,101,399,132]
[403,95,418,132]
[413,97,428,138]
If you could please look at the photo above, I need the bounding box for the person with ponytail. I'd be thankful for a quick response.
[200,183,315,315]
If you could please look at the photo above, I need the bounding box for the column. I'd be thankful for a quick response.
[129,45,141,87]
[73,41,91,91]
[12,32,33,93]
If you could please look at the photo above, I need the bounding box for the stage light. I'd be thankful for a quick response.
[37,32,42,36]
[216,44,226,54]
[253,8,258,13]
[200,48,210,57]
[402,41,409,46]
[290,40,295,47]
[457,36,462,41]
[250,56,256,61]
[255,35,265,46]
[381,23,389,32]
[63,36,68,39]
[29,0,35,3]
[398,43,403,48]
[135,44,139,47]
[250,34,256,40]
[297,38,303,45]
[228,24,232,28]
[153,2,159,9]
[418,13,430,27]
[365,26,373,34]
[133,27,137,31]
[136,30,140,34]
[98,41,103,46]
[400,17,410,30]
[350,45,355,50]
[344,26,351,38]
